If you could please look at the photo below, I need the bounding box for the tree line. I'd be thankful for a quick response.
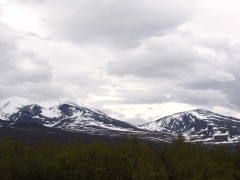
[0,134,239,180]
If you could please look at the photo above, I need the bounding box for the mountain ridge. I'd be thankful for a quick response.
[0,97,139,132]
[1,97,240,145]
[138,108,240,143]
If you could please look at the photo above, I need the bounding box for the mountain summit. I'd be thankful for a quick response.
[0,97,32,120]
[138,109,240,142]
[0,97,138,132]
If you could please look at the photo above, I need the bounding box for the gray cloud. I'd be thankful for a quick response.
[105,35,240,113]
[0,40,18,73]
[1,0,240,123]
[0,37,17,53]
[0,23,54,99]
[46,0,195,48]
[0,23,111,104]
[0,81,86,103]
[17,0,45,3]
[0,39,53,84]
[27,32,51,40]
[107,34,204,78]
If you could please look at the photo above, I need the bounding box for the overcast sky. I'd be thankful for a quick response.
[0,0,240,124]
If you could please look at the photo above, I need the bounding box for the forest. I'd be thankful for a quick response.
[0,134,240,180]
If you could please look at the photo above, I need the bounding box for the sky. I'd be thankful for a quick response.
[0,0,240,125]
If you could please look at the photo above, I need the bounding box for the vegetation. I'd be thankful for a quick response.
[0,134,239,180]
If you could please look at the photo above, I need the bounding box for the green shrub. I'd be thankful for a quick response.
[0,135,238,180]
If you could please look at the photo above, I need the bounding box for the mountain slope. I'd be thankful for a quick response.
[138,109,240,143]
[0,97,138,132]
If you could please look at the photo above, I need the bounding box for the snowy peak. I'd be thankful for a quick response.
[0,97,33,120]
[0,97,138,132]
[185,108,217,119]
[0,97,32,109]
[137,109,240,144]
[164,108,215,121]
[138,109,240,133]
[41,100,81,109]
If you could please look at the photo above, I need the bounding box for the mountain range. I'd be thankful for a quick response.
[1,97,240,145]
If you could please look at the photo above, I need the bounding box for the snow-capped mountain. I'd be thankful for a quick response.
[0,97,138,132]
[0,97,32,120]
[138,109,240,143]
[1,97,240,145]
